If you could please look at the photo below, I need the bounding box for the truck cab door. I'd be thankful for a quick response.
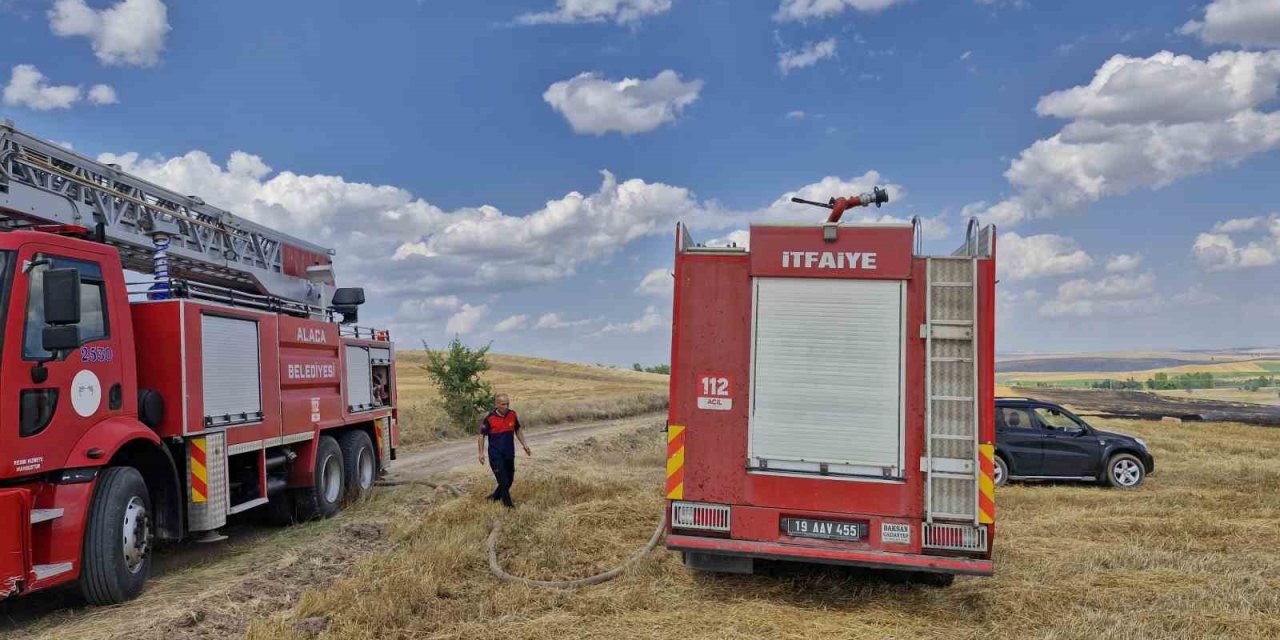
[0,246,126,478]
[996,406,1043,477]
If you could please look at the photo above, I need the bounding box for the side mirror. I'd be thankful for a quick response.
[43,268,82,325]
[42,325,80,352]
[41,268,82,354]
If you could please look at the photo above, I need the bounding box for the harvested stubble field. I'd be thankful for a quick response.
[394,351,670,444]
[247,417,1280,640]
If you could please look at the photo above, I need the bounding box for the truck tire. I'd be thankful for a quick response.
[79,467,153,605]
[993,455,1009,487]
[1105,453,1145,489]
[293,436,345,520]
[338,430,376,503]
[260,492,295,526]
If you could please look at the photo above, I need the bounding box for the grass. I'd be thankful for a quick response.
[393,351,669,444]
[246,417,1280,640]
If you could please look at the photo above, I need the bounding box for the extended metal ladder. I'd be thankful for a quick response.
[922,254,980,524]
[0,121,335,308]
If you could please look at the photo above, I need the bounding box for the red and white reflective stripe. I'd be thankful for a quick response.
[190,437,208,503]
[671,501,730,532]
[923,522,988,552]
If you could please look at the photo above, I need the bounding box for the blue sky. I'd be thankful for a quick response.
[3,0,1279,365]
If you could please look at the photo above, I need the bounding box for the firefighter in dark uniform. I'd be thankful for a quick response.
[477,393,531,507]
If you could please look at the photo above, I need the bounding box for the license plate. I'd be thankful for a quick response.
[782,518,867,542]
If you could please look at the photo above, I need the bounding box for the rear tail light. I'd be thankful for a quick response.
[670,501,731,533]
[923,522,988,552]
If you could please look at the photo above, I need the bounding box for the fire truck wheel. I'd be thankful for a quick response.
[993,455,1009,487]
[338,430,376,503]
[294,436,345,520]
[79,466,153,605]
[261,492,295,526]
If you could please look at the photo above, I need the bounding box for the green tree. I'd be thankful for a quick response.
[633,363,644,372]
[422,338,496,435]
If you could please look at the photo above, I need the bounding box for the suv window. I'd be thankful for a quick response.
[1033,407,1083,433]
[24,255,109,360]
[999,407,1034,430]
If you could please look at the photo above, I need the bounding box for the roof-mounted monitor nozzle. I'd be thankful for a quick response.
[791,186,890,223]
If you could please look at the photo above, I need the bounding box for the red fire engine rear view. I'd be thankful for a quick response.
[665,203,997,582]
[0,123,399,605]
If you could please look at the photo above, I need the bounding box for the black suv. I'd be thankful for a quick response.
[994,398,1154,488]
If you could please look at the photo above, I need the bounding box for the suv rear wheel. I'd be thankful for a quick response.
[1105,453,1145,489]
[993,455,1009,487]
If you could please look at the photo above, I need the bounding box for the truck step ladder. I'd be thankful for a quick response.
[0,121,335,308]
[29,508,63,524]
[923,254,981,525]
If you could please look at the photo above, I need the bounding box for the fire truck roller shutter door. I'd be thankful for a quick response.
[346,346,372,411]
[201,315,263,427]
[749,278,905,477]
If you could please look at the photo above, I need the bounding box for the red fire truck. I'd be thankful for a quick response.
[664,189,996,583]
[0,122,398,604]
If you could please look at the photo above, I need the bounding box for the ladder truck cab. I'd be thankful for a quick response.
[0,122,399,604]
[665,188,997,583]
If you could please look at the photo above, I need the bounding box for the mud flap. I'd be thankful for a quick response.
[683,551,754,574]
[0,488,33,599]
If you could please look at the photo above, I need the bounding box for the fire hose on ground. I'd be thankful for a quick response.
[486,510,669,589]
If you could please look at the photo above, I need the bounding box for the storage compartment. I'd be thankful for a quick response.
[345,345,373,411]
[749,277,905,478]
[201,314,264,427]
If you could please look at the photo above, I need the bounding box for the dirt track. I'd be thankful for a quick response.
[385,413,664,482]
[0,412,665,640]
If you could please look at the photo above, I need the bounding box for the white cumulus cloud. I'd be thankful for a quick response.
[1213,216,1265,232]
[493,314,530,333]
[2,65,81,110]
[1104,253,1141,272]
[997,232,1093,281]
[774,0,907,21]
[445,303,488,335]
[636,268,673,296]
[1035,50,1280,125]
[1040,272,1159,317]
[543,70,703,135]
[517,0,671,25]
[97,147,725,306]
[87,84,118,105]
[48,0,171,67]
[706,229,752,249]
[778,38,837,74]
[535,312,596,329]
[1193,214,1280,270]
[595,305,665,335]
[972,50,1280,227]
[1181,0,1280,49]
